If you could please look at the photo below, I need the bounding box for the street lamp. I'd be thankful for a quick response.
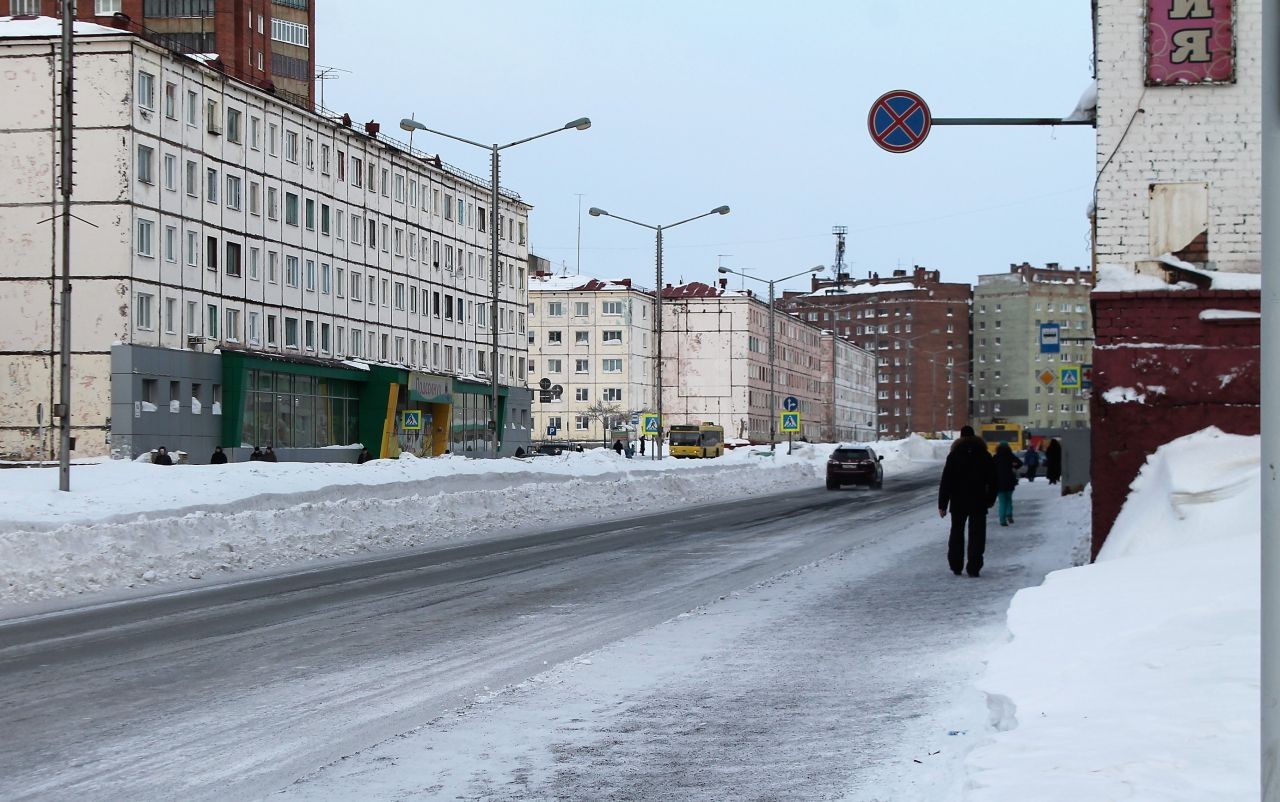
[719,264,823,451]
[589,204,730,459]
[400,115,591,458]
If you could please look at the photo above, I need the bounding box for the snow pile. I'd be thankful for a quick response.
[964,428,1260,800]
[0,439,941,608]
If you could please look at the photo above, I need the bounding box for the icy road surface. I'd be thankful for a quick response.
[0,469,1074,800]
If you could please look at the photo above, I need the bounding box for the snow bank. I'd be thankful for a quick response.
[965,429,1260,800]
[0,439,941,608]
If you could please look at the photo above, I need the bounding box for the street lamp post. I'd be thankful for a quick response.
[400,116,591,458]
[719,265,823,451]
[589,205,730,460]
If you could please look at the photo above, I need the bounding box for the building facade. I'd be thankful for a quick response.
[780,266,971,437]
[1088,0,1262,553]
[971,262,1093,432]
[527,271,655,448]
[11,0,316,106]
[0,20,532,461]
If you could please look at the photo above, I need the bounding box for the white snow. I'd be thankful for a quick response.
[1201,308,1262,321]
[1094,263,1192,292]
[1064,79,1097,122]
[801,280,922,297]
[1102,385,1145,404]
[0,15,122,37]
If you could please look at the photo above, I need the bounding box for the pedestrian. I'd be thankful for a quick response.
[993,441,1024,526]
[639,436,646,455]
[937,425,996,578]
[151,446,174,466]
[249,446,264,461]
[1045,438,1063,485]
[264,445,278,462]
[625,441,635,459]
[514,446,526,458]
[356,447,372,464]
[210,446,228,465]
[613,439,624,456]
[1022,442,1041,482]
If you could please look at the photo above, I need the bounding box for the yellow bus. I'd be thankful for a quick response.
[977,420,1025,455]
[668,423,725,458]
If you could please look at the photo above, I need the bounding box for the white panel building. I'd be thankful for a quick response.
[0,18,533,460]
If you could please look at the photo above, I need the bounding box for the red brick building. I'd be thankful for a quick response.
[779,266,970,438]
[15,0,315,107]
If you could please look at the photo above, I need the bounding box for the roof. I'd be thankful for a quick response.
[0,15,122,38]
[529,274,642,293]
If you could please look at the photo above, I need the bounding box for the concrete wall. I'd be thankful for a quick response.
[1089,289,1260,557]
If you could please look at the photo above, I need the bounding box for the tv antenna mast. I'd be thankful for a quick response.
[314,64,351,110]
[831,225,848,287]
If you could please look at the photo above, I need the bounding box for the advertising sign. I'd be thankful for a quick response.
[1146,0,1235,85]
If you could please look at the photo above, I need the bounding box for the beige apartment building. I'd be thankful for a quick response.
[971,262,1093,431]
[0,18,533,461]
[527,271,655,447]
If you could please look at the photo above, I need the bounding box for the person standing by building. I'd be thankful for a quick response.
[937,425,997,577]
[1022,441,1041,482]
[264,446,278,463]
[249,446,264,461]
[151,446,174,466]
[993,441,1024,526]
[210,446,228,465]
[1045,438,1063,485]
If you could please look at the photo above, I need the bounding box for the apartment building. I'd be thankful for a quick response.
[662,280,875,444]
[0,18,532,461]
[10,0,316,106]
[527,270,655,447]
[971,262,1093,431]
[780,266,970,437]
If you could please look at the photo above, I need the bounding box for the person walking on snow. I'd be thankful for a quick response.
[613,439,624,456]
[937,425,997,577]
[1022,442,1041,482]
[1045,438,1063,485]
[993,441,1024,526]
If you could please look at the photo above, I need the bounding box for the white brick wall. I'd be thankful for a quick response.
[1094,0,1261,273]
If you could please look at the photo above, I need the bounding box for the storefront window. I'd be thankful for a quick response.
[240,368,360,448]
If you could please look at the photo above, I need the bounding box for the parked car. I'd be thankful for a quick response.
[534,444,565,456]
[826,445,883,490]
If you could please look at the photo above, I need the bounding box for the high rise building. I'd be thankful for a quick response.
[970,262,1093,432]
[780,266,971,438]
[10,0,315,107]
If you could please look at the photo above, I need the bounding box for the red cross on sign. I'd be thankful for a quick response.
[868,90,932,153]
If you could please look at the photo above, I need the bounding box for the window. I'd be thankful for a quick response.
[575,358,589,373]
[136,144,154,184]
[270,18,310,46]
[352,157,363,187]
[602,301,623,315]
[574,330,590,345]
[547,301,564,317]
[394,173,404,201]
[547,331,563,344]
[321,263,331,295]
[205,235,218,270]
[336,267,345,297]
[268,123,279,157]
[351,214,362,244]
[185,230,198,266]
[321,322,331,353]
[304,137,314,170]
[136,218,153,256]
[163,81,177,119]
[381,168,390,197]
[135,292,154,329]
[185,160,197,196]
[284,130,299,163]
[225,308,240,342]
[205,99,220,134]
[226,108,242,143]
[573,301,589,317]
[225,242,241,277]
[267,314,277,346]
[284,317,298,348]
[267,251,279,283]
[444,193,453,221]
[394,281,405,309]
[250,116,261,150]
[225,175,242,210]
[305,198,315,230]
[604,388,622,402]
[285,192,299,225]
[320,143,330,175]
[351,272,362,301]
[547,358,562,373]
[305,259,316,291]
[304,320,315,351]
[162,153,176,191]
[602,358,622,373]
[206,167,218,203]
[136,70,155,110]
[285,255,300,287]
[163,225,176,262]
[185,89,198,126]
[602,330,622,344]
[248,311,261,345]
[575,387,589,402]
[249,247,260,280]
[206,303,219,339]
[320,204,330,236]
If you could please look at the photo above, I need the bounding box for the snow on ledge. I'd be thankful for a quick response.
[1200,308,1261,321]
[1102,386,1145,404]
[0,15,122,37]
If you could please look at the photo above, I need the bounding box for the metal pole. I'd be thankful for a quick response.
[1261,0,1279,794]
[58,1,75,491]
[490,145,501,458]
[654,226,663,460]
[768,279,776,451]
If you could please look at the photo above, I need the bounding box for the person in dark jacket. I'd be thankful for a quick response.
[1022,443,1041,482]
[249,446,264,461]
[613,439,624,456]
[210,446,228,465]
[264,446,278,463]
[151,446,174,466]
[1045,438,1063,485]
[938,425,996,577]
[993,442,1024,526]
[356,447,372,464]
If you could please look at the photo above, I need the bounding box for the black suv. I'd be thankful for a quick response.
[826,445,883,490]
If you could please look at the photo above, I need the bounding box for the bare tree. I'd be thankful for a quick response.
[582,400,624,447]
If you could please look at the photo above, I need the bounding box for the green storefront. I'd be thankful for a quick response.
[219,351,518,459]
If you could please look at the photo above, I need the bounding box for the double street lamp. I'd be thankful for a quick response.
[588,205,730,459]
[718,264,823,450]
[400,115,591,458]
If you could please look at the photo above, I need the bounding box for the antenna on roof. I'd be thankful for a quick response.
[831,226,848,287]
[314,64,351,111]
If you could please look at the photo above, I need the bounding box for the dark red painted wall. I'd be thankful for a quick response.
[1089,289,1261,558]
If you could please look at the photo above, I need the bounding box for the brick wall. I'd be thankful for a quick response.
[1089,289,1260,557]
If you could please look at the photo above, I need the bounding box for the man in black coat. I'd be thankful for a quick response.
[210,446,228,465]
[938,425,997,577]
[1045,438,1063,485]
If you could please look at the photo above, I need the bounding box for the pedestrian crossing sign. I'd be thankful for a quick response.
[780,412,801,433]
[1059,366,1081,391]
[401,410,423,430]
[641,413,660,435]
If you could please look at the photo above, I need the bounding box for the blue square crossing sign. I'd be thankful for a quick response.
[780,412,801,433]
[641,413,660,435]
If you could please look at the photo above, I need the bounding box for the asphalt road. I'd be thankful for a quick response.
[0,469,989,801]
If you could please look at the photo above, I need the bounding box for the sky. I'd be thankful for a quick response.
[318,1,1097,295]
[1,431,1258,799]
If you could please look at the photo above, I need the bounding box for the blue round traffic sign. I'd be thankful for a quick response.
[782,396,799,412]
[868,90,932,154]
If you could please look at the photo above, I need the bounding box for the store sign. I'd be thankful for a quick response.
[408,372,451,403]
[1146,0,1235,85]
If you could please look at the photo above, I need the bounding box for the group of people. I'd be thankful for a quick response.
[151,445,279,465]
[937,427,1063,578]
[612,439,643,458]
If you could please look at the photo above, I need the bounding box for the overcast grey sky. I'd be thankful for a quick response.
[320,1,1095,294]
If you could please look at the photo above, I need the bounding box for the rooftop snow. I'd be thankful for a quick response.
[0,15,122,37]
